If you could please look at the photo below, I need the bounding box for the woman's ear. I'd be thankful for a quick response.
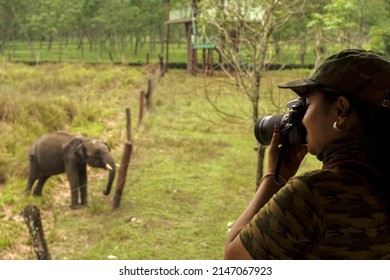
[336,96,363,136]
[336,96,351,117]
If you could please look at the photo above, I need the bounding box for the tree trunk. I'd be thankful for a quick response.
[253,72,265,190]
[48,34,53,51]
[58,36,63,62]
[314,27,324,68]
[256,144,266,190]
[78,31,84,57]
[21,204,50,260]
[185,22,197,75]
[134,34,140,55]
[299,41,306,67]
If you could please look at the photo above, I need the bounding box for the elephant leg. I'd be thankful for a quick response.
[25,158,38,195]
[79,167,88,206]
[25,177,36,196]
[69,184,80,209]
[32,176,50,196]
[66,172,80,209]
[65,163,86,209]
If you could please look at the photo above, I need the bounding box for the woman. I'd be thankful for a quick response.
[224,49,390,259]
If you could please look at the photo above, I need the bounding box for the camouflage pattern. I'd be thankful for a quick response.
[240,140,390,259]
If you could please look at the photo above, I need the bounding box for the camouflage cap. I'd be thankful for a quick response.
[278,49,390,108]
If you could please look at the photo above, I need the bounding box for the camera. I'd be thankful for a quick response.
[254,98,307,146]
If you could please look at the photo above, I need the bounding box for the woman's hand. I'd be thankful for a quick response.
[268,126,308,181]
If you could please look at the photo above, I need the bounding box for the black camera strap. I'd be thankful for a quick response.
[273,126,291,186]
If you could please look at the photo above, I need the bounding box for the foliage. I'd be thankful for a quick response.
[305,0,390,58]
[0,0,167,61]
[367,0,390,54]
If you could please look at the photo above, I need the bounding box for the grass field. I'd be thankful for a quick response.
[0,62,321,259]
[0,39,341,67]
[0,40,188,65]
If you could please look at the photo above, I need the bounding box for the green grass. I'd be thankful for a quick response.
[0,62,321,260]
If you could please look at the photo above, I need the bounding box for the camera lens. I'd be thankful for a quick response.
[254,114,287,145]
[254,98,307,146]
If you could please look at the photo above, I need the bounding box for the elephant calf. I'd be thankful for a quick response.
[25,131,116,209]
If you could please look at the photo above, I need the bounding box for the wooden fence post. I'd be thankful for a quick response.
[158,54,165,82]
[145,76,154,110]
[112,108,133,210]
[21,204,51,260]
[138,90,145,128]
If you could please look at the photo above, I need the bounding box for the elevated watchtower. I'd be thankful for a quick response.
[166,0,215,75]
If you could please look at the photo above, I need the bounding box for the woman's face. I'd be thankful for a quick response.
[302,91,340,156]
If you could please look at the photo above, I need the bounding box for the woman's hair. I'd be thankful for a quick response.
[349,97,390,141]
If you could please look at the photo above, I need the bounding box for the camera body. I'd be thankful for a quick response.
[254,98,307,146]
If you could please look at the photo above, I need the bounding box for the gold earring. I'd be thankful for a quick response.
[333,121,342,132]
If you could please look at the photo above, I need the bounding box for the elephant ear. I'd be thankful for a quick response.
[63,137,86,163]
[103,141,111,152]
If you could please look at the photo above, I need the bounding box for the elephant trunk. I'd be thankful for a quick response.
[103,158,116,196]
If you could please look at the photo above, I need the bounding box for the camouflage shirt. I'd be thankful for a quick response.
[240,139,390,259]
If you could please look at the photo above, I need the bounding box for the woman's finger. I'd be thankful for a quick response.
[269,125,281,152]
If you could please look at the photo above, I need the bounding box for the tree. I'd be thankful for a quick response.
[367,0,390,56]
[305,0,390,64]
[307,0,360,67]
[4,0,38,59]
[0,0,15,52]
[198,0,306,187]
